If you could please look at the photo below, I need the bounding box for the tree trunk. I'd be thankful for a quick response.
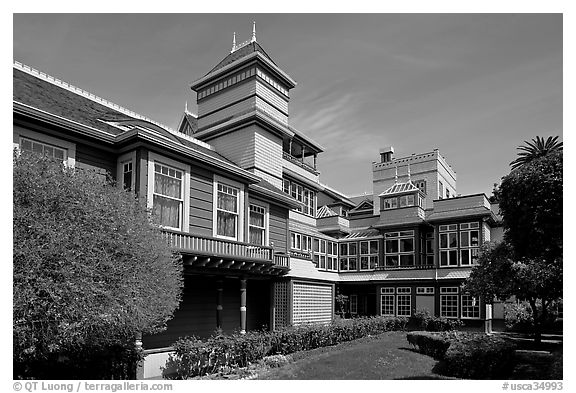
[529,299,542,345]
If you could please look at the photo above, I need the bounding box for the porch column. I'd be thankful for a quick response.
[240,278,247,334]
[289,139,293,156]
[301,145,306,162]
[313,154,317,170]
[216,280,224,329]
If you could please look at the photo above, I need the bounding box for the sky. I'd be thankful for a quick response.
[12,13,563,197]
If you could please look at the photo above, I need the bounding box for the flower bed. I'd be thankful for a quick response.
[163,316,408,379]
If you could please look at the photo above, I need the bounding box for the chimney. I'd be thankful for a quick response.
[379,146,395,163]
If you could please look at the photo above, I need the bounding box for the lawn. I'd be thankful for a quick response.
[256,331,453,380]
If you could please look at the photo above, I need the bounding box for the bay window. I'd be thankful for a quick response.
[439,224,458,267]
[360,240,379,270]
[460,222,480,266]
[283,178,316,217]
[385,231,414,268]
[339,242,358,271]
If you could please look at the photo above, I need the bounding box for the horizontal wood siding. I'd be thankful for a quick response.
[254,127,283,180]
[75,143,115,176]
[209,126,256,169]
[269,204,288,252]
[189,166,213,237]
[255,96,288,124]
[255,80,289,114]
[142,276,216,348]
[199,97,256,129]
[198,80,256,118]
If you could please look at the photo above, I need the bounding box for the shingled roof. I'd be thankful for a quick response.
[206,41,276,75]
[13,63,241,169]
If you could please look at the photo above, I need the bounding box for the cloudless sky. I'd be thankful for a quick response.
[12,13,562,197]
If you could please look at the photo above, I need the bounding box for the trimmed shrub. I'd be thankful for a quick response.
[163,316,407,379]
[504,303,534,332]
[406,331,451,359]
[437,334,517,379]
[411,309,464,331]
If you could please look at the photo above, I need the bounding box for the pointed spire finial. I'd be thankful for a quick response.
[251,21,256,42]
[231,32,237,53]
[185,100,188,113]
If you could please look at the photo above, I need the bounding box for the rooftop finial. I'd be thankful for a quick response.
[231,32,237,53]
[394,165,398,183]
[251,21,256,42]
[185,101,188,113]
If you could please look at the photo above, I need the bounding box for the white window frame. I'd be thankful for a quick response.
[461,294,481,320]
[213,175,244,241]
[147,152,190,232]
[381,288,395,316]
[385,231,415,268]
[14,127,76,168]
[248,201,269,246]
[291,232,302,250]
[417,287,435,295]
[327,241,338,271]
[396,287,412,317]
[350,294,358,315]
[116,151,137,191]
[359,239,379,271]
[440,287,459,319]
[439,225,459,267]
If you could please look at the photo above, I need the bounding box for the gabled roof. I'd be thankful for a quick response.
[349,198,374,213]
[207,41,276,75]
[379,181,420,196]
[177,111,198,136]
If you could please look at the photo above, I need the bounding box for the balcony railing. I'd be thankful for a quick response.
[273,253,290,268]
[282,151,319,175]
[162,229,273,262]
[375,264,435,271]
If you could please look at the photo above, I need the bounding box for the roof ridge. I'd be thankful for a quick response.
[14,61,213,151]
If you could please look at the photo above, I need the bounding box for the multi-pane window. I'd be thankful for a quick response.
[313,239,327,269]
[216,183,239,239]
[438,181,444,199]
[381,288,395,316]
[302,235,312,253]
[383,197,398,210]
[327,242,338,271]
[20,137,66,161]
[446,188,451,198]
[460,222,480,266]
[153,163,184,229]
[425,232,434,266]
[284,179,316,217]
[385,231,415,268]
[249,204,266,245]
[397,288,412,316]
[339,242,358,271]
[122,161,133,191]
[399,194,415,208]
[440,287,459,318]
[461,294,481,319]
[439,224,459,267]
[350,295,358,315]
[417,287,435,295]
[360,240,379,270]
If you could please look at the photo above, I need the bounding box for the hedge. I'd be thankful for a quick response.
[411,309,464,332]
[407,331,517,379]
[163,316,408,379]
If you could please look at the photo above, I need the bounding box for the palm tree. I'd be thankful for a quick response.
[510,136,563,170]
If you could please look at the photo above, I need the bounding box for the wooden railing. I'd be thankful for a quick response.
[282,151,318,175]
[273,253,290,268]
[162,230,273,262]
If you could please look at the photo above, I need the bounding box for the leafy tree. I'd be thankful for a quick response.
[13,152,183,378]
[466,149,562,343]
[509,136,562,170]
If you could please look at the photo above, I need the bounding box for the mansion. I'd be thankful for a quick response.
[13,29,502,378]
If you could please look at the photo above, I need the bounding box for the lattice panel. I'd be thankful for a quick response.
[273,281,290,329]
[292,283,333,325]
